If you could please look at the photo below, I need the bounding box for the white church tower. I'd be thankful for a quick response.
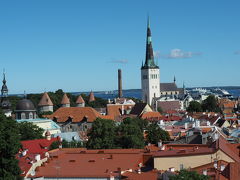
[141,18,160,106]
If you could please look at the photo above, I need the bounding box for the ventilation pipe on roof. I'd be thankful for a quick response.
[22,149,28,157]
[220,164,226,171]
[158,140,162,147]
[203,169,207,175]
[35,154,41,161]
[137,168,141,174]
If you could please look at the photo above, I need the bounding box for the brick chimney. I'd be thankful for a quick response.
[118,69,123,98]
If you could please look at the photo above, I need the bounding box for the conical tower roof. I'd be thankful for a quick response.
[38,92,53,106]
[61,93,70,105]
[89,91,95,102]
[76,95,85,104]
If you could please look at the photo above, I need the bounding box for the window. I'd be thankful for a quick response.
[29,112,33,119]
[21,113,26,119]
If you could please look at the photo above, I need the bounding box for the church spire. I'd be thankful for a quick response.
[142,16,158,69]
[1,72,8,97]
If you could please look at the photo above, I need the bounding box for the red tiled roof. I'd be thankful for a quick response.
[48,107,104,123]
[141,112,162,120]
[17,138,59,176]
[76,95,85,104]
[38,92,53,106]
[160,115,182,121]
[30,148,144,178]
[21,138,58,154]
[89,91,95,102]
[61,93,70,105]
[122,170,159,180]
[157,101,181,112]
[193,160,240,180]
[153,144,215,158]
[107,104,134,118]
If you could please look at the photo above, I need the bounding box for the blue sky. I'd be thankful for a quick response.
[0,0,239,94]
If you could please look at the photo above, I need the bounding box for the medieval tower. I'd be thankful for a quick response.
[141,18,160,106]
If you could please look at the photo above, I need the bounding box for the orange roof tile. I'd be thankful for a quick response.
[89,91,95,102]
[76,95,85,104]
[38,92,53,106]
[61,93,70,105]
[122,170,159,180]
[30,148,143,178]
[141,112,162,120]
[107,104,134,118]
[48,107,103,123]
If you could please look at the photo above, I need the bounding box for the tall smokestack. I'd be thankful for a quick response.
[118,69,123,98]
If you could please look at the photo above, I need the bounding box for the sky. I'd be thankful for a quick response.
[0,0,240,94]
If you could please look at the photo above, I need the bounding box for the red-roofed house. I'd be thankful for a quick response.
[153,137,240,172]
[47,107,113,133]
[28,148,145,179]
[17,137,59,178]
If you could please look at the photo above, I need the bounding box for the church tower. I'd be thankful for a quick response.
[0,72,12,116]
[141,17,160,106]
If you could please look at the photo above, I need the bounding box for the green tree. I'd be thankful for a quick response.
[0,110,23,180]
[87,118,116,149]
[146,123,170,144]
[8,96,23,110]
[86,96,108,108]
[17,122,44,141]
[202,95,220,112]
[170,169,209,180]
[38,111,53,118]
[187,101,202,112]
[117,118,145,149]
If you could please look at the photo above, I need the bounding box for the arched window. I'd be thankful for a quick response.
[21,113,26,119]
[29,112,33,119]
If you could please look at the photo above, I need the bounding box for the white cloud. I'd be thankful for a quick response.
[161,49,202,59]
[153,51,160,59]
[108,59,128,64]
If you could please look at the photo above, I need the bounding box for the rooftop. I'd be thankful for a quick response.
[30,148,144,178]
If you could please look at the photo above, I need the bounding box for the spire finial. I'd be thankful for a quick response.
[174,76,176,83]
[147,13,150,29]
[2,69,6,84]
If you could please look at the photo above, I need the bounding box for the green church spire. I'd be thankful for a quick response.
[142,16,158,69]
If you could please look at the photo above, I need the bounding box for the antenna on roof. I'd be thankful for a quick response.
[24,90,26,98]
